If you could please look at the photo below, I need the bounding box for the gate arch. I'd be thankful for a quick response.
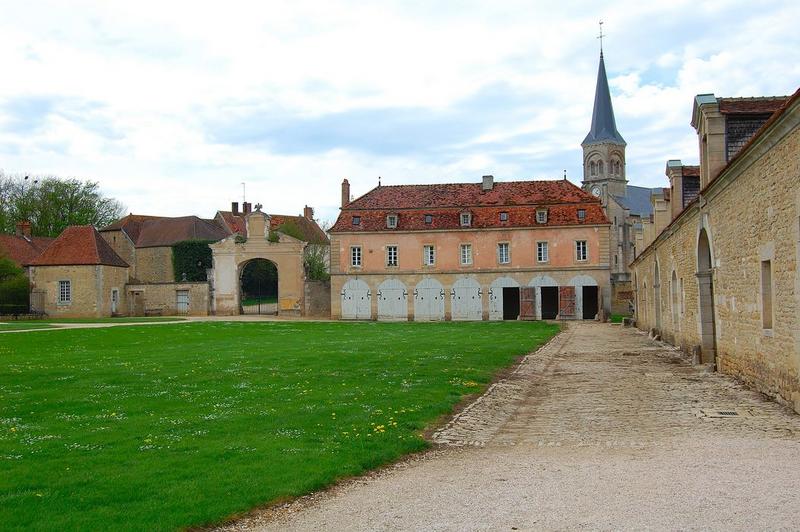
[528,275,558,320]
[377,279,408,321]
[489,277,519,321]
[697,227,716,363]
[341,279,371,320]
[239,258,278,315]
[451,277,482,321]
[567,274,598,320]
[414,278,445,321]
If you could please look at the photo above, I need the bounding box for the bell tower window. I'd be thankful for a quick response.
[598,160,605,175]
[590,161,597,176]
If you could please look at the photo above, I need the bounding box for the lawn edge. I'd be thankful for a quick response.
[203,322,564,532]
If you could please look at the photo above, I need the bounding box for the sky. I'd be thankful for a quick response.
[1,0,798,226]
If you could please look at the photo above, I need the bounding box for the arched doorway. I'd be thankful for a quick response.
[653,260,662,331]
[239,258,278,315]
[697,228,716,363]
[671,270,680,328]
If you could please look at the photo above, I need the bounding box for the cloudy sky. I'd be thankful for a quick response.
[1,1,798,225]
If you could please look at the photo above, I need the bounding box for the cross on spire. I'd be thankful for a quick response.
[597,20,605,55]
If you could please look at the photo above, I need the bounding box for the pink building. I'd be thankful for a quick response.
[329,175,611,321]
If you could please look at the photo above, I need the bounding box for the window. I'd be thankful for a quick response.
[386,214,398,228]
[460,212,471,227]
[577,209,586,221]
[575,240,588,261]
[352,216,361,226]
[386,245,398,267]
[499,212,508,222]
[460,244,472,265]
[598,160,605,175]
[536,209,548,224]
[350,246,362,267]
[537,241,548,263]
[497,242,510,264]
[424,214,433,224]
[58,280,71,304]
[590,161,597,176]
[761,260,773,329]
[423,245,435,266]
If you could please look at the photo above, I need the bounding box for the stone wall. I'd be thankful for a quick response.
[29,264,129,318]
[631,101,800,413]
[304,280,331,318]
[126,282,210,316]
[135,247,174,283]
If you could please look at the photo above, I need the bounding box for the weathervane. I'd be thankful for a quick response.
[597,20,605,54]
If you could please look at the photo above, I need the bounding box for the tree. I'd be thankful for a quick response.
[0,257,30,313]
[304,220,330,282]
[0,171,125,237]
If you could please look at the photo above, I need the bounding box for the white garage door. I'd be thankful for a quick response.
[413,278,445,321]
[377,279,408,321]
[341,279,371,319]
[489,276,519,321]
[451,278,482,321]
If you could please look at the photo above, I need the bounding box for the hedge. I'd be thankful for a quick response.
[171,240,213,282]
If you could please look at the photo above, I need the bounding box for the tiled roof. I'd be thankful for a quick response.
[217,211,329,244]
[29,226,128,267]
[718,96,789,115]
[101,215,228,248]
[331,180,608,232]
[582,52,626,146]
[0,235,54,266]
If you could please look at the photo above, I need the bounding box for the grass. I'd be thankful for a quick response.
[37,317,188,324]
[0,320,559,531]
[610,314,627,324]
[0,322,54,332]
[241,296,277,306]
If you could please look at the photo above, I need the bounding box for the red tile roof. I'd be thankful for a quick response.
[331,179,609,232]
[216,211,329,244]
[719,96,789,115]
[0,235,54,266]
[101,215,228,248]
[29,226,128,267]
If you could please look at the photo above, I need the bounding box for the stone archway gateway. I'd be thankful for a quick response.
[696,227,716,364]
[210,210,307,316]
[239,258,278,315]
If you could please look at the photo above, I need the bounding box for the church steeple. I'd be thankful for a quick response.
[582,52,626,147]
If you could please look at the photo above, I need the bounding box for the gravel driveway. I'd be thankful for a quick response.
[221,322,800,531]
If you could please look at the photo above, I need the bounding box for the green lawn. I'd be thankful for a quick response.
[38,317,188,324]
[0,320,558,531]
[610,314,627,323]
[241,296,277,306]
[0,322,54,332]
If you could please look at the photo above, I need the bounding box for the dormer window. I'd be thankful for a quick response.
[499,212,508,222]
[460,212,472,227]
[424,214,433,224]
[577,209,586,221]
[536,209,548,224]
[352,216,361,226]
[386,214,398,228]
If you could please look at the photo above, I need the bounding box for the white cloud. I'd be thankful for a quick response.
[0,0,798,225]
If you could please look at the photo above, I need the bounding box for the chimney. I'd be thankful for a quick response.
[341,179,350,208]
[303,205,314,220]
[665,160,684,221]
[231,201,239,215]
[691,94,725,188]
[243,202,252,214]
[15,221,32,239]
[481,175,494,191]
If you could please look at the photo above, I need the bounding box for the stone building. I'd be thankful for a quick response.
[630,88,799,413]
[329,176,610,321]
[580,51,661,314]
[28,226,129,318]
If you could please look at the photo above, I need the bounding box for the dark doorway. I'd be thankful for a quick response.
[582,286,599,319]
[541,287,558,319]
[502,287,520,320]
[240,259,278,315]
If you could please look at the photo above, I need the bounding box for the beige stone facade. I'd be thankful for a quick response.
[210,211,308,316]
[29,264,129,318]
[127,282,210,316]
[631,91,800,413]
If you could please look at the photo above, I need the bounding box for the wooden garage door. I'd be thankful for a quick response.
[558,286,576,318]
[414,278,445,321]
[519,286,536,320]
[341,279,371,319]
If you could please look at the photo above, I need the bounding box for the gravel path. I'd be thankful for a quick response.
[222,322,800,531]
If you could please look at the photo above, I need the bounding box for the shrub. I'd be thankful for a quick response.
[171,240,213,282]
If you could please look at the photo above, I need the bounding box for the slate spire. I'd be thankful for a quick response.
[582,52,626,146]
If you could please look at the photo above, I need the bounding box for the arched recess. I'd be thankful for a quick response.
[414,278,445,321]
[653,259,662,331]
[239,258,278,315]
[642,280,648,324]
[489,277,520,321]
[341,278,371,320]
[377,279,407,321]
[451,277,482,321]
[568,274,599,320]
[696,227,716,363]
[529,275,558,320]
